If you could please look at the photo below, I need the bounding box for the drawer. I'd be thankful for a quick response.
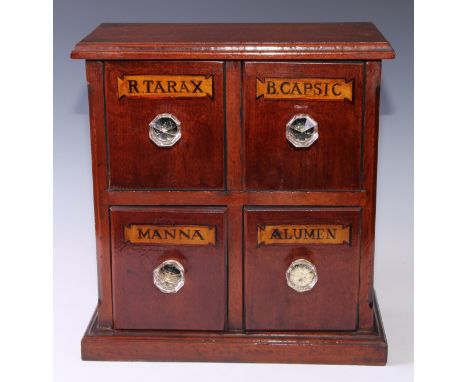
[111,207,227,330]
[243,62,364,190]
[244,207,360,331]
[105,61,225,190]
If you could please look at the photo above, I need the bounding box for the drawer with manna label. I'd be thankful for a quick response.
[110,206,227,330]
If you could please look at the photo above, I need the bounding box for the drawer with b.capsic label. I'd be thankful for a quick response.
[243,62,364,191]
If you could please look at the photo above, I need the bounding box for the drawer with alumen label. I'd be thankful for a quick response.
[244,207,361,331]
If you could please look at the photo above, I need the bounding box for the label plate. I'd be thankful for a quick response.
[256,77,353,101]
[124,224,216,245]
[117,75,213,99]
[257,224,351,245]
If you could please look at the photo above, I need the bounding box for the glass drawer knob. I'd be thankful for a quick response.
[286,259,318,292]
[149,113,181,147]
[153,260,185,293]
[286,114,318,148]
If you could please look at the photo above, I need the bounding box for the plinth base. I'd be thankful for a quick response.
[82,299,387,365]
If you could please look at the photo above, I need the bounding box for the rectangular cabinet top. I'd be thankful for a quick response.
[71,23,395,60]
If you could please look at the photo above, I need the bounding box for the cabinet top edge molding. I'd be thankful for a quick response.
[71,23,395,60]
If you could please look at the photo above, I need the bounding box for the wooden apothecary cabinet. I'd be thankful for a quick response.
[71,23,395,365]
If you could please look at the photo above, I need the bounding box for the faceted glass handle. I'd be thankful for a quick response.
[148,113,181,147]
[286,259,318,292]
[286,114,319,148]
[153,260,185,293]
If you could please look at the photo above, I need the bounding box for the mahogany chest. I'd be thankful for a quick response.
[71,23,395,365]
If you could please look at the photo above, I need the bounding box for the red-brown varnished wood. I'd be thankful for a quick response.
[71,23,395,60]
[105,61,225,190]
[81,295,387,364]
[227,205,243,330]
[86,61,113,328]
[225,61,243,190]
[244,207,361,331]
[73,23,394,365]
[110,207,227,330]
[359,61,382,329]
[104,190,368,206]
[243,62,364,191]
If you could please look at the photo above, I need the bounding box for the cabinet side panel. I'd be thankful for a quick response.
[86,61,113,328]
[359,61,382,329]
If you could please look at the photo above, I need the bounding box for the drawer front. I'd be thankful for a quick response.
[244,207,360,331]
[111,207,227,330]
[105,61,225,190]
[243,62,364,190]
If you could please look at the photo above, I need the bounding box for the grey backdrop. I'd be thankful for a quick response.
[54,1,413,381]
